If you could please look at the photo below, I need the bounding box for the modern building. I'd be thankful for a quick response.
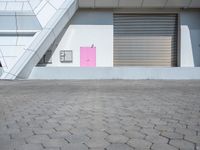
[0,0,200,80]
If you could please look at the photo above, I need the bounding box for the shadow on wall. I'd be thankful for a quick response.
[70,9,113,25]
[191,30,200,67]
[182,11,200,67]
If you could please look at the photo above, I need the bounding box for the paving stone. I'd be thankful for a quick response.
[33,128,55,135]
[87,131,109,139]
[0,138,26,150]
[170,139,195,150]
[11,130,34,139]
[61,143,88,150]
[175,128,197,136]
[105,134,129,144]
[184,134,200,144]
[106,143,134,150]
[124,131,146,139]
[26,135,50,144]
[48,131,71,139]
[161,131,184,140]
[145,135,169,144]
[151,143,178,150]
[85,139,110,149]
[90,148,105,150]
[15,143,43,150]
[42,138,68,148]
[54,125,73,131]
[70,128,91,135]
[65,134,90,143]
[45,148,60,150]
[105,128,126,135]
[127,138,152,149]
[155,125,175,132]
[196,143,200,150]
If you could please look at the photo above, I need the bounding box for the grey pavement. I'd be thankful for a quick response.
[0,80,200,150]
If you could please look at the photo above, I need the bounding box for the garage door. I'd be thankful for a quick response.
[114,14,178,67]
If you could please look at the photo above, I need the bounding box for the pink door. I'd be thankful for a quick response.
[80,47,96,67]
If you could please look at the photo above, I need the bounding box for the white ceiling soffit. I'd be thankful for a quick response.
[79,0,200,8]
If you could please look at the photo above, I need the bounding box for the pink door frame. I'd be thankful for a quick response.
[80,47,96,67]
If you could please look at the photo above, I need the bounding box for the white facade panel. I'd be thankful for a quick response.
[6,2,23,11]
[29,0,42,10]
[0,36,17,45]
[36,3,56,27]
[0,2,6,10]
[48,0,65,9]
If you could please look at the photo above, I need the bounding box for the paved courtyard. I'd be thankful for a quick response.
[0,80,200,150]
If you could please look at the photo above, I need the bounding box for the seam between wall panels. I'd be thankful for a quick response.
[188,0,193,8]
[48,1,57,10]
[164,0,168,8]
[15,12,19,46]
[35,1,47,15]
[141,0,144,8]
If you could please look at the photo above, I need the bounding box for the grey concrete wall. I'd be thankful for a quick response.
[180,10,200,67]
[29,67,200,80]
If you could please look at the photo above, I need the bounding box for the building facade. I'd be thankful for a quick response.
[0,0,200,79]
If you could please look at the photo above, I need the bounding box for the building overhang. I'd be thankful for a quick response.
[78,0,200,8]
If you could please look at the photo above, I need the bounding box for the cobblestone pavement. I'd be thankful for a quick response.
[0,80,200,150]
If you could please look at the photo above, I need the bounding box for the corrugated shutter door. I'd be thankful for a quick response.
[114,14,178,67]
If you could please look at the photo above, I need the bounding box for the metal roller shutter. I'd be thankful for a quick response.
[114,14,178,67]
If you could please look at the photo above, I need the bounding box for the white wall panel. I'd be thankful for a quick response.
[22,2,32,11]
[0,46,24,56]
[29,0,42,10]
[6,2,23,11]
[34,0,46,14]
[0,2,6,10]
[17,36,34,46]
[49,0,65,9]
[36,3,56,27]
[0,36,17,45]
